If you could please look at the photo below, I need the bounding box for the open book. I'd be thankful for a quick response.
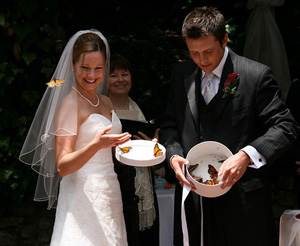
[120,118,159,138]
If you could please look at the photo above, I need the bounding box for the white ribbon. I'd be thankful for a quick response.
[182,184,191,246]
[181,183,204,246]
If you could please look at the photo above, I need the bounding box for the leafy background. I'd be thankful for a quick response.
[0,0,300,206]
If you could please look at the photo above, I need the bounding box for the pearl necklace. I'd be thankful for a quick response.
[72,87,99,107]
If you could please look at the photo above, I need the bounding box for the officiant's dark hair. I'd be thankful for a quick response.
[182,6,226,45]
[110,54,132,74]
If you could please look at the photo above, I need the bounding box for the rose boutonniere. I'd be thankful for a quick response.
[222,73,239,98]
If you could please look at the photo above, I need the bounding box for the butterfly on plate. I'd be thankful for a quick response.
[119,146,132,153]
[208,164,218,180]
[46,79,64,87]
[154,143,163,157]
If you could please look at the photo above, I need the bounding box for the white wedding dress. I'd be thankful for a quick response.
[50,111,128,246]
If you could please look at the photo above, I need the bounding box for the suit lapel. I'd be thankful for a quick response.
[183,50,239,132]
[184,67,199,128]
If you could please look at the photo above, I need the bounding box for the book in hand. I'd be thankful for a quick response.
[120,118,159,138]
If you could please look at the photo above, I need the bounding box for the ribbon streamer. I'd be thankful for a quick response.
[181,183,204,246]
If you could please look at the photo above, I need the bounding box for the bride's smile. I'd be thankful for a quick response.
[74,51,106,91]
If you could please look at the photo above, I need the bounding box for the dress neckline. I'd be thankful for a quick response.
[81,110,116,127]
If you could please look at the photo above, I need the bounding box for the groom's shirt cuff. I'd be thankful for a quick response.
[242,145,266,169]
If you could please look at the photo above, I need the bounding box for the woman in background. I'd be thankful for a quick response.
[109,54,160,246]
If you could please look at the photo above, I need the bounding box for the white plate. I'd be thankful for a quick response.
[115,140,166,167]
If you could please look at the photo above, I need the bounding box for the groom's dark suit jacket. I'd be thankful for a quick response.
[159,49,299,246]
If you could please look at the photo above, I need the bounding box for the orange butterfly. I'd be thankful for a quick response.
[46,79,64,87]
[208,164,218,180]
[188,164,198,176]
[188,164,199,172]
[119,146,132,153]
[202,180,219,185]
[154,143,163,157]
[193,176,203,183]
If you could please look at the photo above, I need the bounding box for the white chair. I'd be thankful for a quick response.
[280,210,300,246]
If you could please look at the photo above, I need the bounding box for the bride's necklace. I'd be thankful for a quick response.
[72,87,99,107]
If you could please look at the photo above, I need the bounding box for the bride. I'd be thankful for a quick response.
[19,29,130,245]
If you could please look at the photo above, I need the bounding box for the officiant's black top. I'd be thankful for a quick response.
[113,100,160,246]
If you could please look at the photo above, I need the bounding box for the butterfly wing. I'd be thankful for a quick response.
[46,80,56,87]
[188,164,199,172]
[204,180,213,185]
[193,176,203,183]
[154,143,163,157]
[56,79,64,84]
[55,79,64,87]
[208,164,218,180]
[119,146,132,153]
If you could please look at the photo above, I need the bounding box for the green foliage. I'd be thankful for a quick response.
[0,0,61,203]
[1,0,299,205]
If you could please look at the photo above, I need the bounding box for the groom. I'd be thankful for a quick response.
[159,6,299,246]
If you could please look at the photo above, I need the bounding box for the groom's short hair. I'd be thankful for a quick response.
[182,6,226,45]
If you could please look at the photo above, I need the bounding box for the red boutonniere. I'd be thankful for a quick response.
[222,73,239,98]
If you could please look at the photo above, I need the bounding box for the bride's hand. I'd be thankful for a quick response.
[93,125,131,149]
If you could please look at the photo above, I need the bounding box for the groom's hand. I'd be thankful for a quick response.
[219,151,250,188]
[171,155,195,190]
